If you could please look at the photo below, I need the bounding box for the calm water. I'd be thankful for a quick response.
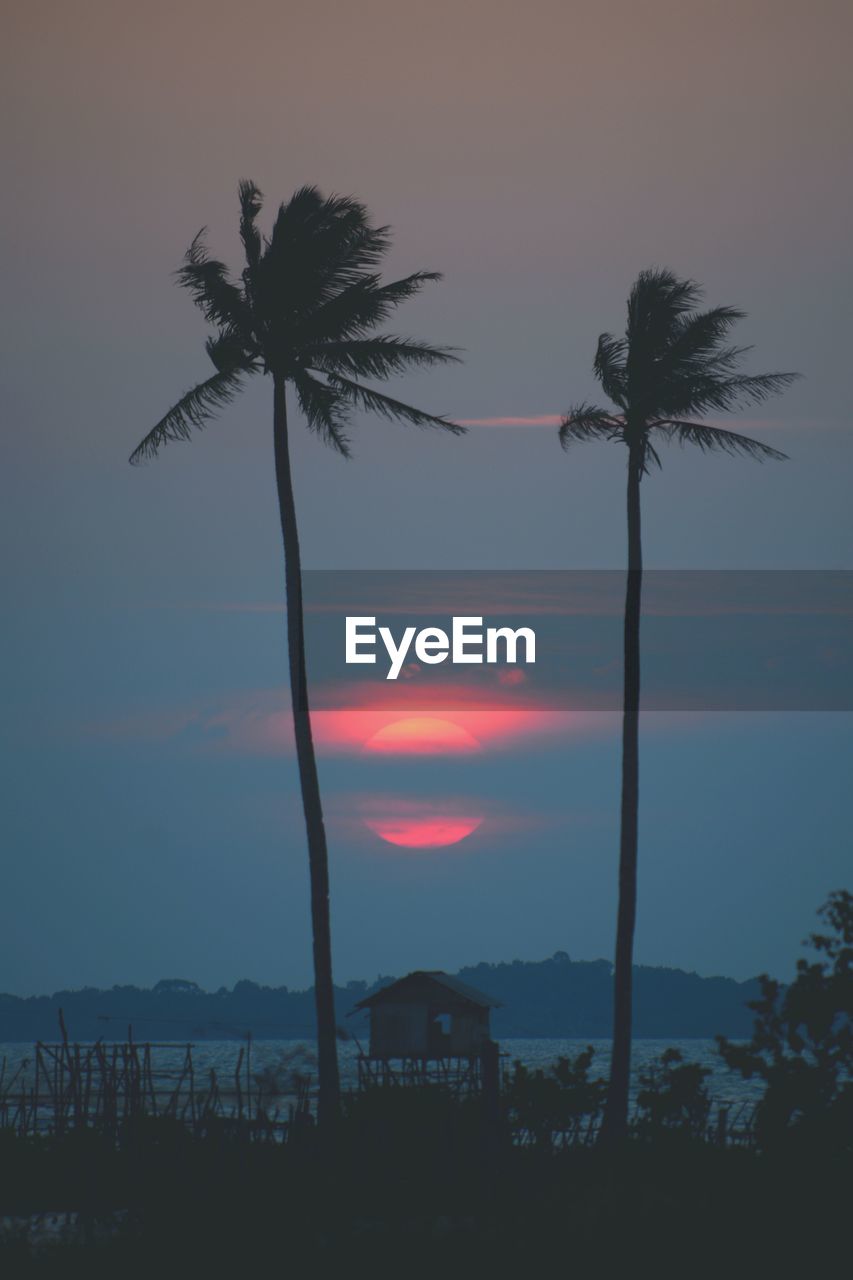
[0,1037,763,1111]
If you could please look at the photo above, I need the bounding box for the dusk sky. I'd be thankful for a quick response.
[2,0,852,997]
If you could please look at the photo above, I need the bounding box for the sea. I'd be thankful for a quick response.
[0,1036,764,1114]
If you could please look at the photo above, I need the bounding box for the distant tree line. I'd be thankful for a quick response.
[0,954,761,1044]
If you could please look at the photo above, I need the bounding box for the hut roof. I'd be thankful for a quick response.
[353,970,501,1011]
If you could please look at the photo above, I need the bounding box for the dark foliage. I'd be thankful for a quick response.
[634,1047,712,1139]
[129,182,461,463]
[717,889,852,1152]
[559,268,799,472]
[1,1117,849,1276]
[504,1047,608,1147]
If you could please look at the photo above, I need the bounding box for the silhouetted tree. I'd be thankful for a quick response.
[718,889,852,1152]
[634,1047,711,1140]
[130,183,462,1122]
[504,1047,607,1148]
[558,270,797,1140]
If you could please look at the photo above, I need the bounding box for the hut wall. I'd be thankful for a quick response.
[369,1002,429,1057]
[449,1009,490,1056]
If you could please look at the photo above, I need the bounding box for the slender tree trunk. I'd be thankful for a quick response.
[602,442,643,1142]
[272,374,340,1125]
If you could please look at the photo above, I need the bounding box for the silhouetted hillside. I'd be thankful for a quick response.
[0,955,762,1043]
[456,953,761,1038]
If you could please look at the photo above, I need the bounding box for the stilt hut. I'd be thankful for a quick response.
[352,970,501,1093]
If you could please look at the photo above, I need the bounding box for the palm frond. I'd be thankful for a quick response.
[205,328,257,373]
[262,187,392,317]
[238,180,263,270]
[299,272,443,344]
[326,373,464,434]
[642,305,750,416]
[625,271,709,409]
[303,336,460,379]
[627,269,704,353]
[629,268,703,315]
[713,370,800,406]
[565,269,797,477]
[652,419,789,461]
[657,370,800,418]
[134,185,459,465]
[558,402,623,451]
[665,306,744,364]
[291,368,352,456]
[128,368,245,464]
[274,188,391,271]
[681,343,752,377]
[177,232,249,332]
[593,332,628,406]
[643,437,663,471]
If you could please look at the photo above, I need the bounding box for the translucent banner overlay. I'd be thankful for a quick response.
[299,571,853,711]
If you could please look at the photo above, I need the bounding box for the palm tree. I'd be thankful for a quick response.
[130,182,462,1124]
[558,269,798,1141]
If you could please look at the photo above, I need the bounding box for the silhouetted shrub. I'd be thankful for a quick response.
[504,1046,607,1147]
[634,1047,711,1139]
[717,889,852,1153]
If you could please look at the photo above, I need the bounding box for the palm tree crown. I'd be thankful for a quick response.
[559,268,798,468]
[130,181,462,463]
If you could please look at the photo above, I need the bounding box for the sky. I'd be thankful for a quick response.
[1,0,852,998]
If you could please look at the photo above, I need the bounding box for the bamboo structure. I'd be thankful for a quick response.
[0,1026,311,1144]
[357,1052,493,1093]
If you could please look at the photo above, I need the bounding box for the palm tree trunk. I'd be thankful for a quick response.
[273,374,340,1125]
[602,442,643,1142]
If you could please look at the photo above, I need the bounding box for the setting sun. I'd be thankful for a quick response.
[364,716,481,755]
[363,814,484,848]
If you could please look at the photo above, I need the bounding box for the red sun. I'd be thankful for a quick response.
[364,716,481,755]
[364,814,484,848]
